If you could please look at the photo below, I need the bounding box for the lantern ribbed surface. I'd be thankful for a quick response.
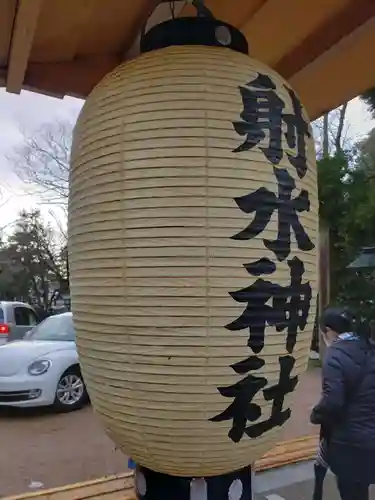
[69,46,318,477]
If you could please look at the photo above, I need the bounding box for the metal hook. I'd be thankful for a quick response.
[187,0,216,19]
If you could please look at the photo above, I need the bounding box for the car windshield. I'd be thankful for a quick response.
[28,314,75,342]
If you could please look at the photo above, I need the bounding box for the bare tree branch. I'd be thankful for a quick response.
[335,102,348,154]
[7,119,74,208]
[323,113,329,158]
[313,103,350,158]
[0,189,14,234]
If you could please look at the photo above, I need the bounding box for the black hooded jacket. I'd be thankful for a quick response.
[311,335,375,482]
[311,335,375,448]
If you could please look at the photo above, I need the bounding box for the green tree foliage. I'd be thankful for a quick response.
[0,209,67,312]
[360,88,375,119]
[318,129,375,321]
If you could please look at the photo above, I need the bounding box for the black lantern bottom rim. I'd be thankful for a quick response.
[134,464,253,500]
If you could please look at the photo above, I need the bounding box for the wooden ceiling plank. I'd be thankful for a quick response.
[276,0,375,79]
[119,0,161,57]
[22,84,64,99]
[179,0,267,28]
[24,55,122,99]
[31,0,159,63]
[241,0,352,67]
[6,0,43,94]
[126,1,187,61]
[17,0,160,98]
[291,16,375,120]
[30,0,92,63]
[76,0,160,57]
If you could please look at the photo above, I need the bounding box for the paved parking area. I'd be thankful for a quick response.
[255,461,375,499]
[0,406,127,498]
[0,368,320,498]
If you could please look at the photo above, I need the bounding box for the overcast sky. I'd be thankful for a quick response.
[0,89,374,232]
[0,89,82,232]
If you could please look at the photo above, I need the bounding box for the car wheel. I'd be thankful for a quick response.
[53,367,88,412]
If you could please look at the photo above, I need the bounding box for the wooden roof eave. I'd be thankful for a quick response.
[2,0,375,121]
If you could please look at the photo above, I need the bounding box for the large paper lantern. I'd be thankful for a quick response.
[68,15,318,481]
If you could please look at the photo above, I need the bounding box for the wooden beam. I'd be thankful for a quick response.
[291,16,375,120]
[319,223,330,312]
[6,0,43,94]
[23,55,122,99]
[0,68,7,87]
[318,222,330,360]
[241,0,352,67]
[0,0,17,67]
[276,0,375,79]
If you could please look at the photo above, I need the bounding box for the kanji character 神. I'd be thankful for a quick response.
[226,256,312,354]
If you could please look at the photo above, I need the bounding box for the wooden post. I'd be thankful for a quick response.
[318,222,330,360]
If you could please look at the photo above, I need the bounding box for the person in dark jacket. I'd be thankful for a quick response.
[311,308,355,500]
[310,307,375,500]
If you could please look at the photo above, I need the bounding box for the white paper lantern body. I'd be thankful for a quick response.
[68,45,318,476]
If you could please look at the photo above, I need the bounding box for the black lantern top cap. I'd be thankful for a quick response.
[347,246,375,269]
[140,16,249,56]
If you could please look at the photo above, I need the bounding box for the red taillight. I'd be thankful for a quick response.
[0,324,9,334]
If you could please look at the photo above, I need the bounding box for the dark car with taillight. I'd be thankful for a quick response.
[0,301,38,345]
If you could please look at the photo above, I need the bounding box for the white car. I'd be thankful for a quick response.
[0,312,88,412]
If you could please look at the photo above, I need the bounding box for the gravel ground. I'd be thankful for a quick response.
[0,368,321,498]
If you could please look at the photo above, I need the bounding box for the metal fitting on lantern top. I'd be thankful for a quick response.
[140,16,249,55]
